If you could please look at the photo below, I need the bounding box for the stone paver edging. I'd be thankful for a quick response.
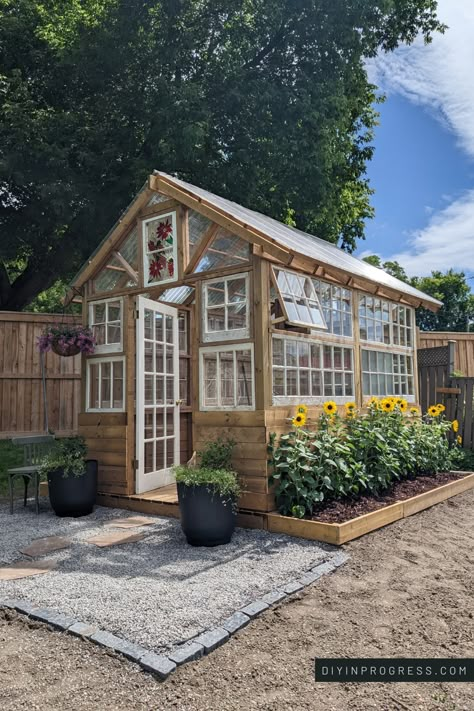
[0,550,348,680]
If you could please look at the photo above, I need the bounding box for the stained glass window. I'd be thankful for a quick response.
[143,212,177,286]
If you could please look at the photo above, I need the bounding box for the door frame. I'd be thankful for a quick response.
[135,295,180,494]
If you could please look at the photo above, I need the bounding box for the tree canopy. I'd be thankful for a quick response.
[0,0,444,310]
[362,255,474,331]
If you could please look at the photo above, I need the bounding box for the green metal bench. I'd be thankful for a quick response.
[7,435,55,514]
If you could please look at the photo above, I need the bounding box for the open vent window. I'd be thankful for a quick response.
[272,268,328,331]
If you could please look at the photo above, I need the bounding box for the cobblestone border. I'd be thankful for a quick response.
[0,550,348,681]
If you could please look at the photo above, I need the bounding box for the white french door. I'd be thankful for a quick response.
[136,297,180,494]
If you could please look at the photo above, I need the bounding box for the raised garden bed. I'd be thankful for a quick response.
[267,471,474,545]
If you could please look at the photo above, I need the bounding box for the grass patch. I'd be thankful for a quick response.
[0,440,24,496]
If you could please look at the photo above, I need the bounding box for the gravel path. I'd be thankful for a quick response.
[0,502,336,652]
[0,490,472,711]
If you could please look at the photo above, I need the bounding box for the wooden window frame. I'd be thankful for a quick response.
[272,333,354,405]
[142,210,178,288]
[199,343,255,411]
[86,356,126,412]
[359,294,414,348]
[88,296,124,354]
[361,348,415,401]
[202,272,250,343]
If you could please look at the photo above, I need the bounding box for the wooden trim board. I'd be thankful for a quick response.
[267,472,474,545]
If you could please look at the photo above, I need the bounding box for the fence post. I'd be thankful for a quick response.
[448,340,456,376]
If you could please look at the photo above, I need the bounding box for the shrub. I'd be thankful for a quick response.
[270,399,457,518]
[39,437,88,478]
[197,437,236,470]
[174,466,241,503]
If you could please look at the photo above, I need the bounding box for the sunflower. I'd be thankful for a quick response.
[345,402,357,418]
[381,398,395,413]
[452,419,459,433]
[323,401,337,415]
[436,403,446,413]
[292,412,307,428]
[296,404,308,416]
[457,435,462,445]
[428,405,440,417]
[410,407,420,416]
[394,398,408,412]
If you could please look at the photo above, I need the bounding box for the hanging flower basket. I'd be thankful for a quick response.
[37,324,96,357]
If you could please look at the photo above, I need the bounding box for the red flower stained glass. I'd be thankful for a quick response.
[156,220,173,240]
[168,258,174,277]
[149,258,162,278]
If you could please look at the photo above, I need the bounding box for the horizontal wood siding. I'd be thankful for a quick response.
[0,312,81,438]
[418,332,474,377]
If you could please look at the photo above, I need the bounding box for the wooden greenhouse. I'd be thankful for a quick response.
[68,171,442,524]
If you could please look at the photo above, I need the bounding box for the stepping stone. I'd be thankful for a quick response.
[104,516,156,529]
[85,531,146,547]
[19,536,71,558]
[0,560,56,581]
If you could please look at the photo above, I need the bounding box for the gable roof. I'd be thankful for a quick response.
[70,170,442,311]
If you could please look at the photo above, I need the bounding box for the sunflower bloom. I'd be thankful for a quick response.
[410,407,420,416]
[428,405,440,417]
[292,413,306,428]
[381,398,395,413]
[457,435,462,445]
[397,399,408,412]
[296,404,308,416]
[367,396,379,408]
[436,403,446,413]
[323,401,337,415]
[452,419,459,433]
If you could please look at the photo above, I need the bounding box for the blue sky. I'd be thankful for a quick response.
[359,0,474,279]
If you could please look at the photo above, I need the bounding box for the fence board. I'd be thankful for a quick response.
[418,332,474,377]
[0,312,81,438]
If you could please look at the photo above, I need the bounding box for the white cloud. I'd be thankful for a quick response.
[389,190,474,276]
[367,0,474,275]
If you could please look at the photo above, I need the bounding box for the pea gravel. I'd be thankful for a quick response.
[0,501,341,654]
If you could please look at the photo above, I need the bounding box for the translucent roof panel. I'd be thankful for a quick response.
[147,192,170,206]
[93,254,138,293]
[194,228,250,273]
[117,225,138,270]
[274,268,327,329]
[188,209,213,257]
[159,285,194,304]
[153,172,441,309]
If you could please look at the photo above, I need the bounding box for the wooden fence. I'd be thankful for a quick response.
[0,312,81,438]
[418,331,474,377]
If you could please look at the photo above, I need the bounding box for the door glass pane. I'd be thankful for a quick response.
[155,344,164,374]
[144,441,154,473]
[154,312,163,342]
[145,375,153,405]
[144,310,153,339]
[166,346,174,374]
[155,376,164,405]
[155,411,164,438]
[155,438,165,470]
[144,410,154,439]
[166,376,174,404]
[145,341,153,372]
[166,411,174,436]
[165,316,173,343]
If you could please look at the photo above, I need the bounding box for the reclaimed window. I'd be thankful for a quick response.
[143,212,177,286]
[200,345,254,410]
[178,311,190,406]
[359,296,413,347]
[86,357,125,412]
[272,336,354,403]
[202,273,249,342]
[316,282,352,337]
[362,350,414,398]
[89,297,123,353]
[195,227,250,273]
[273,268,326,329]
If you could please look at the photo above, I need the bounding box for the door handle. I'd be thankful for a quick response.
[175,399,183,406]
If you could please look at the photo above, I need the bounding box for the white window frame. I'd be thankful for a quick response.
[199,343,255,411]
[86,356,126,412]
[359,294,414,348]
[88,297,123,354]
[361,348,415,402]
[272,334,354,405]
[202,272,250,342]
[272,267,328,330]
[142,210,178,287]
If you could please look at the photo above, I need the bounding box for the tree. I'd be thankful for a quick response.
[362,256,474,331]
[0,1,445,310]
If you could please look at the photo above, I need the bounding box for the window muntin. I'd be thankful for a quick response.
[200,345,254,410]
[273,268,327,329]
[202,273,249,342]
[86,357,125,412]
[317,282,352,337]
[89,297,123,353]
[143,211,177,286]
[359,296,413,347]
[272,336,354,403]
[361,349,414,398]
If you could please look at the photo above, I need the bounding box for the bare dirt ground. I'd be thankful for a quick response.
[1,490,473,711]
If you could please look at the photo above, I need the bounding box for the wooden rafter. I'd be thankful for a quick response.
[184,223,219,275]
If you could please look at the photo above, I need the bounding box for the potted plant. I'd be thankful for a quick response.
[37,324,96,357]
[40,437,98,517]
[174,438,240,546]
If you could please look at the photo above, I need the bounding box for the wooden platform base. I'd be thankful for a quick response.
[267,472,474,545]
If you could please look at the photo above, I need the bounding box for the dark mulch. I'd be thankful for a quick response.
[311,470,471,523]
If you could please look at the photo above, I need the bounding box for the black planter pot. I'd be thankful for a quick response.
[48,459,98,517]
[177,482,236,546]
